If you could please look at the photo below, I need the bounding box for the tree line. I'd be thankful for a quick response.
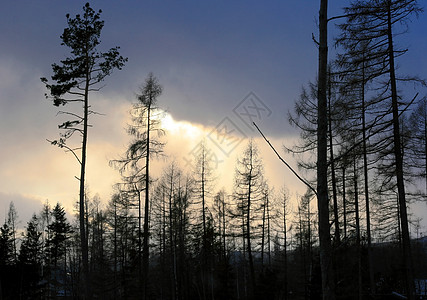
[1,0,426,299]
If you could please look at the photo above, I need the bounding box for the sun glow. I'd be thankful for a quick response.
[160,112,204,140]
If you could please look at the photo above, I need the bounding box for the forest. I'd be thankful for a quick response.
[1,0,427,299]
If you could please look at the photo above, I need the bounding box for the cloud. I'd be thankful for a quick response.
[152,112,309,200]
[0,192,45,227]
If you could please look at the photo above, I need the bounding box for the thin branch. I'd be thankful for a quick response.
[47,139,82,165]
[67,90,85,97]
[57,111,84,120]
[253,122,317,196]
[88,110,106,116]
[312,33,319,46]
[328,10,377,23]
[328,13,357,23]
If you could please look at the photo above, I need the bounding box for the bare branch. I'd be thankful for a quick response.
[46,139,82,165]
[57,111,84,120]
[253,122,317,196]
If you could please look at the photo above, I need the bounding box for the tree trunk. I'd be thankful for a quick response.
[79,67,90,299]
[328,74,340,244]
[261,198,266,268]
[246,174,256,296]
[283,198,288,300]
[353,158,362,300]
[113,198,118,299]
[137,188,142,290]
[222,196,226,260]
[386,1,415,298]
[317,0,335,299]
[267,194,271,267]
[361,61,375,295]
[201,151,207,300]
[143,102,151,299]
[168,172,178,300]
[425,106,427,194]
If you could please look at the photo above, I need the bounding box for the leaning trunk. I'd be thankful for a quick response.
[387,1,414,298]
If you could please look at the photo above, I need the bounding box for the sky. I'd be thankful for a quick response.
[1,1,426,233]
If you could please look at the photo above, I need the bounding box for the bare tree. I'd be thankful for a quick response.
[6,202,18,262]
[317,1,335,298]
[192,139,216,300]
[111,73,164,297]
[233,139,265,297]
[336,1,423,297]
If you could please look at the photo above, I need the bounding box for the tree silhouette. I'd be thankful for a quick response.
[336,1,422,297]
[317,1,335,298]
[18,214,43,298]
[19,214,42,266]
[111,73,164,298]
[233,139,265,297]
[192,139,216,298]
[46,203,72,286]
[6,202,18,263]
[0,222,14,267]
[41,3,126,297]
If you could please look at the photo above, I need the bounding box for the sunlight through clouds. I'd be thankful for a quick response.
[160,112,204,140]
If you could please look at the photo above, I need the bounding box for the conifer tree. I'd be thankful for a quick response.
[19,214,43,265]
[18,214,43,299]
[41,4,126,296]
[46,203,72,270]
[0,222,14,266]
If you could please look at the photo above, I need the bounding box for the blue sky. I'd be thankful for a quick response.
[0,1,426,231]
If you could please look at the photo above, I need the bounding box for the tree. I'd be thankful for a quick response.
[19,214,43,265]
[86,194,110,296]
[192,139,216,299]
[151,163,195,300]
[133,73,164,299]
[317,0,335,298]
[105,194,120,298]
[0,223,14,266]
[260,184,272,269]
[233,139,265,297]
[111,73,164,298]
[46,203,72,271]
[105,192,139,298]
[7,202,19,263]
[288,75,344,245]
[41,3,127,296]
[48,203,72,298]
[0,221,16,299]
[337,1,423,297]
[274,185,291,299]
[408,97,427,193]
[18,214,43,299]
[294,189,317,298]
[212,189,233,299]
[213,189,228,262]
